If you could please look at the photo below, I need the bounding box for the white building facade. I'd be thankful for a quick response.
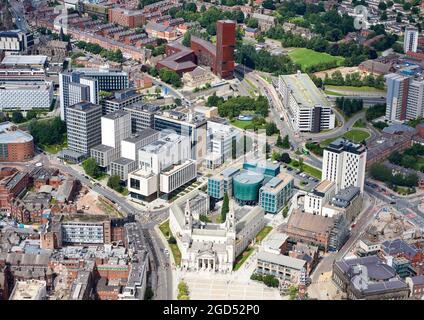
[277,72,335,133]
[322,138,367,193]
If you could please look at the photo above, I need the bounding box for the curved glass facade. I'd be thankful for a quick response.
[233,172,264,205]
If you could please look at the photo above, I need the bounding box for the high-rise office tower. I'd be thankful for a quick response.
[216,20,236,79]
[66,102,102,156]
[322,139,367,193]
[59,67,128,120]
[385,73,424,121]
[404,27,419,54]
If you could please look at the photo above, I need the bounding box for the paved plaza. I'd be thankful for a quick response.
[180,274,282,300]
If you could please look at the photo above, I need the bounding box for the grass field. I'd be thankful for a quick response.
[302,164,322,179]
[159,220,181,266]
[288,48,344,71]
[289,160,322,179]
[231,119,253,129]
[255,226,273,243]
[324,90,345,96]
[325,85,385,93]
[40,143,66,154]
[353,119,367,128]
[321,129,370,146]
[234,246,255,271]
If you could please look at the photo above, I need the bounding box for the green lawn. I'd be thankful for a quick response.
[260,75,273,84]
[230,119,253,129]
[159,220,181,266]
[324,90,345,96]
[288,48,344,71]
[302,164,322,179]
[353,119,366,128]
[325,85,385,93]
[234,246,255,271]
[159,220,170,238]
[289,160,322,179]
[320,129,371,147]
[40,142,66,154]
[255,226,273,243]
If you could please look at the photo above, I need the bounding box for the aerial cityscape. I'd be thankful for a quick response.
[1,0,424,303]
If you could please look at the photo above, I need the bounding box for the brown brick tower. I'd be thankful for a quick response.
[216,20,236,79]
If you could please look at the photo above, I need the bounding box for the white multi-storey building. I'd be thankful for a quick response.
[0,81,54,110]
[138,131,191,174]
[91,110,131,170]
[322,138,367,193]
[120,128,160,163]
[304,180,336,215]
[0,30,34,52]
[404,27,419,54]
[127,131,195,201]
[277,72,335,133]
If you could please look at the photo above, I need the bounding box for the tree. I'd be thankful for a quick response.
[107,175,122,192]
[26,110,37,121]
[82,157,100,178]
[401,155,417,169]
[276,135,283,148]
[245,18,258,29]
[263,275,279,287]
[265,122,279,136]
[221,192,229,222]
[288,285,298,300]
[281,135,290,149]
[262,0,275,10]
[280,153,291,164]
[298,157,304,171]
[378,2,387,10]
[168,236,177,244]
[28,117,66,146]
[11,111,24,124]
[271,151,281,161]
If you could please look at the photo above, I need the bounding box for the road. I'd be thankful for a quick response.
[9,0,29,32]
[365,184,424,228]
[10,153,174,300]
[235,65,326,169]
[310,193,377,284]
[327,96,385,107]
[302,111,366,142]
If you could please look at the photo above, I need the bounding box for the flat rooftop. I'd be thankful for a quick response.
[261,173,293,193]
[314,179,335,194]
[2,55,48,66]
[326,138,366,155]
[0,82,52,90]
[9,280,46,300]
[257,251,306,270]
[91,144,114,153]
[140,132,184,154]
[280,72,330,109]
[112,157,135,166]
[102,110,128,120]
[0,122,33,144]
[123,129,158,143]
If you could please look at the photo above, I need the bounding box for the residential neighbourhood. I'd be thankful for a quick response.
[1,0,424,304]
